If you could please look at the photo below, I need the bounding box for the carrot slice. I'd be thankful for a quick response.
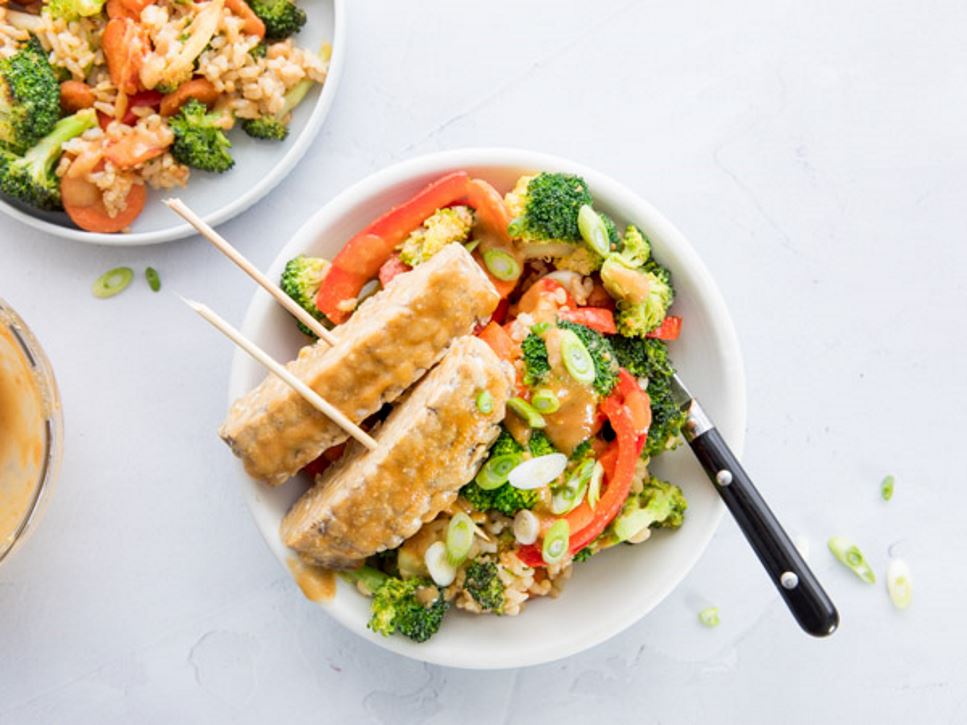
[62,177,147,233]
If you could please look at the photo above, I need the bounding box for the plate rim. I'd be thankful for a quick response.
[0,0,346,247]
[228,147,748,669]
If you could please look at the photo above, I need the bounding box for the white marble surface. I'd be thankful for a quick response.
[1,1,965,722]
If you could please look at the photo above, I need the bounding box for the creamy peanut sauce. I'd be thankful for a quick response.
[287,557,337,602]
[0,323,47,554]
[535,328,597,455]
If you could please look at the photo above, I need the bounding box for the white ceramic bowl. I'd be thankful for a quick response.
[0,0,344,246]
[227,149,747,669]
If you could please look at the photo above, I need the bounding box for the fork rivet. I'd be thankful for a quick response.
[780,571,799,589]
[715,470,733,486]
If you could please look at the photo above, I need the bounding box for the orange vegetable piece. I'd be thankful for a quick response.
[224,0,266,38]
[102,18,146,95]
[159,78,219,116]
[61,176,147,233]
[59,81,96,113]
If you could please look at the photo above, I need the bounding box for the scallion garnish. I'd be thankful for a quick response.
[464,239,480,253]
[445,512,475,566]
[475,389,494,414]
[586,461,603,510]
[698,607,720,627]
[475,453,521,490]
[559,329,595,385]
[828,536,876,583]
[508,453,568,490]
[482,248,521,282]
[531,388,560,414]
[424,541,456,586]
[886,558,912,609]
[507,397,546,428]
[92,266,134,299]
[550,458,594,514]
[145,266,161,292]
[541,519,570,565]
[530,321,551,335]
[881,475,895,501]
[577,204,610,257]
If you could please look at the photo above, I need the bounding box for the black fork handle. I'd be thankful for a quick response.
[687,425,839,637]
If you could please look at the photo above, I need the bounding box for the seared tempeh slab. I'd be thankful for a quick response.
[220,244,499,485]
[280,336,513,568]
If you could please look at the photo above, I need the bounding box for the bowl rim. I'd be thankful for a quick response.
[0,0,346,247]
[229,147,747,668]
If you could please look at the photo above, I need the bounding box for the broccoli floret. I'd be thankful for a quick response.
[241,62,320,142]
[244,0,307,40]
[249,42,267,59]
[463,559,504,612]
[0,108,96,210]
[397,206,473,266]
[643,374,687,458]
[506,172,592,243]
[573,547,593,562]
[554,245,603,275]
[169,99,234,173]
[344,566,447,643]
[491,428,524,457]
[556,319,619,396]
[611,336,673,379]
[610,336,685,457]
[617,224,651,267]
[0,38,61,155]
[47,0,106,20]
[280,254,331,336]
[521,331,549,387]
[528,429,557,457]
[601,255,674,337]
[460,480,537,517]
[611,477,687,543]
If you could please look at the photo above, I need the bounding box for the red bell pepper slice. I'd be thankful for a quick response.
[477,321,520,363]
[558,307,617,335]
[378,254,410,287]
[645,315,682,340]
[122,89,163,124]
[516,373,645,567]
[317,171,471,323]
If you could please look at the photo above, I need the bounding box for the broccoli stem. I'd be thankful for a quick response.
[24,109,96,174]
[340,565,389,595]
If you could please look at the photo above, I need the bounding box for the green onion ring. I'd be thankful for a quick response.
[92,267,134,299]
[482,248,521,282]
[559,329,595,385]
[531,388,560,414]
[476,389,494,414]
[541,519,570,565]
[445,512,475,566]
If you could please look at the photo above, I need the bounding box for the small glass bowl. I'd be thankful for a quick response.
[0,298,63,566]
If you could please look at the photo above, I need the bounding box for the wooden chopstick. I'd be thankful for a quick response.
[164,198,337,346]
[181,296,377,452]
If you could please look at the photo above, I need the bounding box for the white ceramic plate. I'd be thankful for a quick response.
[227,149,747,669]
[0,0,344,246]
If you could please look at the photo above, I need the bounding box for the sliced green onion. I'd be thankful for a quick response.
[541,519,570,565]
[827,536,876,584]
[475,453,521,490]
[578,204,610,257]
[475,389,494,414]
[530,321,551,335]
[446,512,475,566]
[92,266,134,299]
[145,266,161,292]
[482,247,521,281]
[531,388,560,414]
[509,453,568,490]
[881,475,895,501]
[698,606,720,628]
[464,239,480,253]
[550,459,595,515]
[507,397,546,428]
[559,329,595,385]
[586,461,604,510]
[886,558,912,609]
[424,541,456,586]
[513,509,539,545]
[507,217,525,238]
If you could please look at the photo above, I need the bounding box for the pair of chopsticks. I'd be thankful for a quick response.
[165,199,377,452]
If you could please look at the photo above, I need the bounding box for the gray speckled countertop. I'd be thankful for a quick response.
[1,1,965,722]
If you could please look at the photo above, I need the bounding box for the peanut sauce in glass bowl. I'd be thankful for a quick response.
[0,300,63,566]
